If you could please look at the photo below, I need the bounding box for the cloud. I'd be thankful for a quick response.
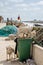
[0,0,41,13]
[0,1,9,7]
[37,1,43,5]
[0,2,4,7]
[0,0,43,20]
[9,0,24,3]
[30,1,43,6]
[15,3,40,12]
[15,3,28,7]
[4,1,9,6]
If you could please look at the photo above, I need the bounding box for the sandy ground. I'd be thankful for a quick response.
[0,37,27,65]
[0,39,16,61]
[0,60,26,65]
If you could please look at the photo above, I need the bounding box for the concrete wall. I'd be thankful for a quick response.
[33,44,43,65]
[0,23,6,29]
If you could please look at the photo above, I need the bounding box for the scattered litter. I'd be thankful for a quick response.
[26,59,36,65]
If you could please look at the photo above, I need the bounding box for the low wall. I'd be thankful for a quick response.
[0,23,6,29]
[33,44,43,65]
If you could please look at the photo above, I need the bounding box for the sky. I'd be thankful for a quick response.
[0,0,43,21]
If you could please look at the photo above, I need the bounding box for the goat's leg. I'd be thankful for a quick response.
[9,54,11,60]
[6,54,9,61]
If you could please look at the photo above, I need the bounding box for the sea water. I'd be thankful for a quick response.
[23,22,43,27]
